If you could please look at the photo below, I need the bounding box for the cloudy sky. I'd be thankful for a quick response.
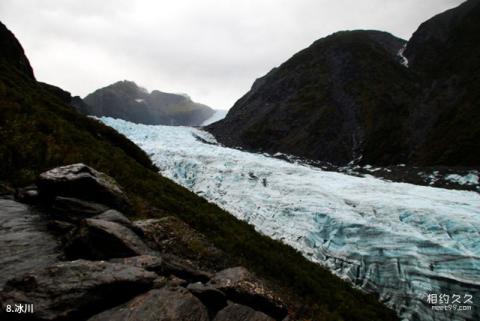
[0,0,463,109]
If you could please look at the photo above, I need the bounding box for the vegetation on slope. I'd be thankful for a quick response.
[0,21,397,320]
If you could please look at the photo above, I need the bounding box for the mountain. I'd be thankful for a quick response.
[207,0,480,167]
[82,81,215,126]
[402,0,480,165]
[0,21,398,320]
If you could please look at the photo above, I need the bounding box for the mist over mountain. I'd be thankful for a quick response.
[81,81,215,126]
[207,0,480,167]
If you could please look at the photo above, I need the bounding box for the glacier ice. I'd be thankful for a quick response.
[101,117,480,321]
[201,109,228,126]
[445,173,479,186]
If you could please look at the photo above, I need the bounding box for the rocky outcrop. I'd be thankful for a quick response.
[82,80,215,126]
[0,260,157,320]
[88,287,210,321]
[208,267,287,320]
[51,196,109,220]
[0,164,291,321]
[207,0,480,167]
[64,218,153,260]
[213,303,275,321]
[37,163,132,213]
[110,255,212,283]
[187,283,227,317]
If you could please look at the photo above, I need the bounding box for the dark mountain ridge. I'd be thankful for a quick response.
[207,0,480,167]
[82,81,215,126]
[0,20,397,320]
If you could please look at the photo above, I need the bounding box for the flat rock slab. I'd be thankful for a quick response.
[37,163,131,213]
[213,303,275,321]
[0,260,156,320]
[64,218,153,260]
[88,287,209,321]
[0,199,61,288]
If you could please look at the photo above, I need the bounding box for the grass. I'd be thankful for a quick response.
[0,58,398,320]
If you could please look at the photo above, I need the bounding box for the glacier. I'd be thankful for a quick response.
[101,117,480,321]
[201,109,228,126]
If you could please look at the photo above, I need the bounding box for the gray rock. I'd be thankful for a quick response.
[213,303,275,321]
[110,255,212,283]
[87,287,209,321]
[209,267,287,320]
[0,199,61,288]
[93,209,141,234]
[64,218,152,260]
[187,282,227,317]
[52,196,109,221]
[37,163,131,213]
[0,260,156,320]
[15,186,39,204]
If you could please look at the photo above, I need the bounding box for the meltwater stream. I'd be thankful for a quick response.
[101,117,480,321]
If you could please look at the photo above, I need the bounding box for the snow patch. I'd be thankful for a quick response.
[398,44,409,67]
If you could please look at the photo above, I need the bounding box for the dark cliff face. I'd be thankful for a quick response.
[208,30,414,165]
[0,21,34,79]
[83,81,214,126]
[405,0,480,166]
[207,1,480,167]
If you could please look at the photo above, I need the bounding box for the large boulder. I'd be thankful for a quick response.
[0,260,156,320]
[64,218,152,260]
[87,287,209,321]
[0,199,61,288]
[213,303,275,321]
[37,164,131,213]
[208,267,287,320]
[134,216,228,270]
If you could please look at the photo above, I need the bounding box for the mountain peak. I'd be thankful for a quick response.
[82,81,214,126]
[0,21,34,79]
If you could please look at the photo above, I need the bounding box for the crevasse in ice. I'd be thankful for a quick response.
[101,117,480,321]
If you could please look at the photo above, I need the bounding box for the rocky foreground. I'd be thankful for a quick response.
[0,164,288,321]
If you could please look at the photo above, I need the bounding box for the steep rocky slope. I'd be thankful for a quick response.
[208,0,479,167]
[0,21,398,320]
[404,0,480,165]
[1,164,288,321]
[82,81,214,126]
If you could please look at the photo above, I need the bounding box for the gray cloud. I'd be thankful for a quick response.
[0,0,463,109]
